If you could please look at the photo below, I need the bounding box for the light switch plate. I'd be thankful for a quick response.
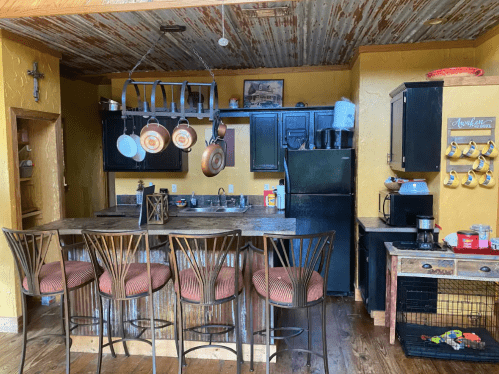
[228,184,234,193]
[172,184,177,193]
[264,184,269,190]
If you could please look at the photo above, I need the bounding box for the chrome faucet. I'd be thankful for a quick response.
[218,187,227,207]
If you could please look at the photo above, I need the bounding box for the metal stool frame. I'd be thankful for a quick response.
[3,228,96,374]
[82,230,173,374]
[248,231,335,374]
[168,230,244,374]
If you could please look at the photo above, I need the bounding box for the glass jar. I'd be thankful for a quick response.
[470,224,492,248]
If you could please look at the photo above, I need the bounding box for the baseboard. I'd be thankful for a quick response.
[354,288,362,302]
[71,336,275,362]
[0,315,22,333]
[370,310,386,326]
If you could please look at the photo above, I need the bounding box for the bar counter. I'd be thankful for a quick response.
[33,215,296,361]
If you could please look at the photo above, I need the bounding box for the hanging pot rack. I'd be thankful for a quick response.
[121,79,219,121]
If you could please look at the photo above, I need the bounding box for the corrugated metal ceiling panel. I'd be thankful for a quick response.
[0,0,497,75]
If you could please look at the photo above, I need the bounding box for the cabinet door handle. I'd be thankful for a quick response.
[480,266,491,273]
[422,263,432,269]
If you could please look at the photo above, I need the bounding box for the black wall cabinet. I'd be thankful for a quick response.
[102,111,187,172]
[222,107,335,172]
[389,81,443,172]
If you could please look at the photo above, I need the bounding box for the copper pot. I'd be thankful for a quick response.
[201,143,225,177]
[217,122,227,138]
[139,118,171,154]
[172,119,197,150]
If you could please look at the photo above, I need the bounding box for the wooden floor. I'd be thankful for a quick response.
[2,296,499,373]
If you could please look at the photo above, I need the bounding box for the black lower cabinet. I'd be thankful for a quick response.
[358,226,416,314]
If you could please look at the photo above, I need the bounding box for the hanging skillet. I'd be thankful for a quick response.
[117,117,138,158]
[140,117,171,154]
[172,118,197,151]
[201,139,225,177]
[130,116,146,162]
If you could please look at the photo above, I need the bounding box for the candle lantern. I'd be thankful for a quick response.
[146,193,169,224]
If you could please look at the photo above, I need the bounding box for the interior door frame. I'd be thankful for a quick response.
[10,107,64,229]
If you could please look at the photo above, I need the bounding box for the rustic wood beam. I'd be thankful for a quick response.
[0,0,294,19]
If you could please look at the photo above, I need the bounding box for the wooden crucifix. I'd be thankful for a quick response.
[27,62,44,102]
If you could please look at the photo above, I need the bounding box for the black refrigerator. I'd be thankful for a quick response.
[284,149,354,295]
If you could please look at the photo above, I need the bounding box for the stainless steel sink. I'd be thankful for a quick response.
[182,207,217,213]
[215,207,249,213]
[178,206,249,216]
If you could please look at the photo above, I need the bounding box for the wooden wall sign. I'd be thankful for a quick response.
[446,117,496,173]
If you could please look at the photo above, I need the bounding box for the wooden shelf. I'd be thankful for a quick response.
[22,210,41,219]
[20,178,32,182]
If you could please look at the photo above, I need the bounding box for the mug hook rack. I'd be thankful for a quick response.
[446,117,496,173]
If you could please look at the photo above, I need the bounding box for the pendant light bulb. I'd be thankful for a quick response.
[219,0,229,47]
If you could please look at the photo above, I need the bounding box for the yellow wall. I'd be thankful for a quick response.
[476,32,499,76]
[438,85,499,238]
[0,31,61,319]
[61,78,107,217]
[355,48,476,218]
[110,70,352,196]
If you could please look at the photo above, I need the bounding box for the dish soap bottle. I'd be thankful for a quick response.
[136,180,144,205]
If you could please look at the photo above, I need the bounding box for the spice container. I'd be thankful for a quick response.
[491,238,499,250]
[470,224,492,248]
[457,230,479,249]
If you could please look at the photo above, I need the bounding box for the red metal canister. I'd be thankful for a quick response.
[457,230,479,249]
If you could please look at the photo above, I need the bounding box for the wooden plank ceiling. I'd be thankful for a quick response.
[0,0,498,76]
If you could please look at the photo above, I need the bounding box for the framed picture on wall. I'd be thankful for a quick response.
[243,79,283,108]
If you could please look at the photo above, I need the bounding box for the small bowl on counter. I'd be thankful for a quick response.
[175,200,187,208]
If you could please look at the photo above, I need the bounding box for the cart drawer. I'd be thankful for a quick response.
[457,260,499,279]
[400,258,454,276]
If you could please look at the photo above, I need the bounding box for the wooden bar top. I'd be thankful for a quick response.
[33,216,296,236]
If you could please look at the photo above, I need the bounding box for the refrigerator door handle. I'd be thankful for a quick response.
[284,156,290,194]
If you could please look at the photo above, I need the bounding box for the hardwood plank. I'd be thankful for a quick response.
[4,299,499,373]
[0,0,290,19]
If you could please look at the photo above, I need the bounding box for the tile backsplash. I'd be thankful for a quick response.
[117,194,264,207]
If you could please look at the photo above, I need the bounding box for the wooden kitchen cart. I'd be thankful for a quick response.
[385,242,499,347]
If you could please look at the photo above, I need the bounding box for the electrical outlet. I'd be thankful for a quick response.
[264,184,269,190]
[172,184,177,193]
[228,184,234,193]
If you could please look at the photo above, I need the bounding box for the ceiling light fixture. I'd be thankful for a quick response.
[218,0,229,47]
[242,6,291,18]
[424,18,447,26]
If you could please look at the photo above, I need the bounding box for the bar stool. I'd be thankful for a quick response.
[2,228,96,374]
[168,230,243,374]
[248,231,335,374]
[82,230,172,374]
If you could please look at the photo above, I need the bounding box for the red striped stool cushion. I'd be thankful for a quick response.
[252,267,324,304]
[22,261,94,293]
[175,266,243,301]
[99,263,171,296]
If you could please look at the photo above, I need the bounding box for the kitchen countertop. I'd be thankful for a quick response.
[385,241,499,260]
[94,205,285,218]
[357,217,439,233]
[34,216,295,237]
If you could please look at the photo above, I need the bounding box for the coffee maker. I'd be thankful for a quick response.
[416,215,435,249]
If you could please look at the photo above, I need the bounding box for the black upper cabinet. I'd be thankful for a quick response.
[221,107,335,173]
[282,112,309,150]
[102,111,187,172]
[389,81,443,172]
[250,113,281,172]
